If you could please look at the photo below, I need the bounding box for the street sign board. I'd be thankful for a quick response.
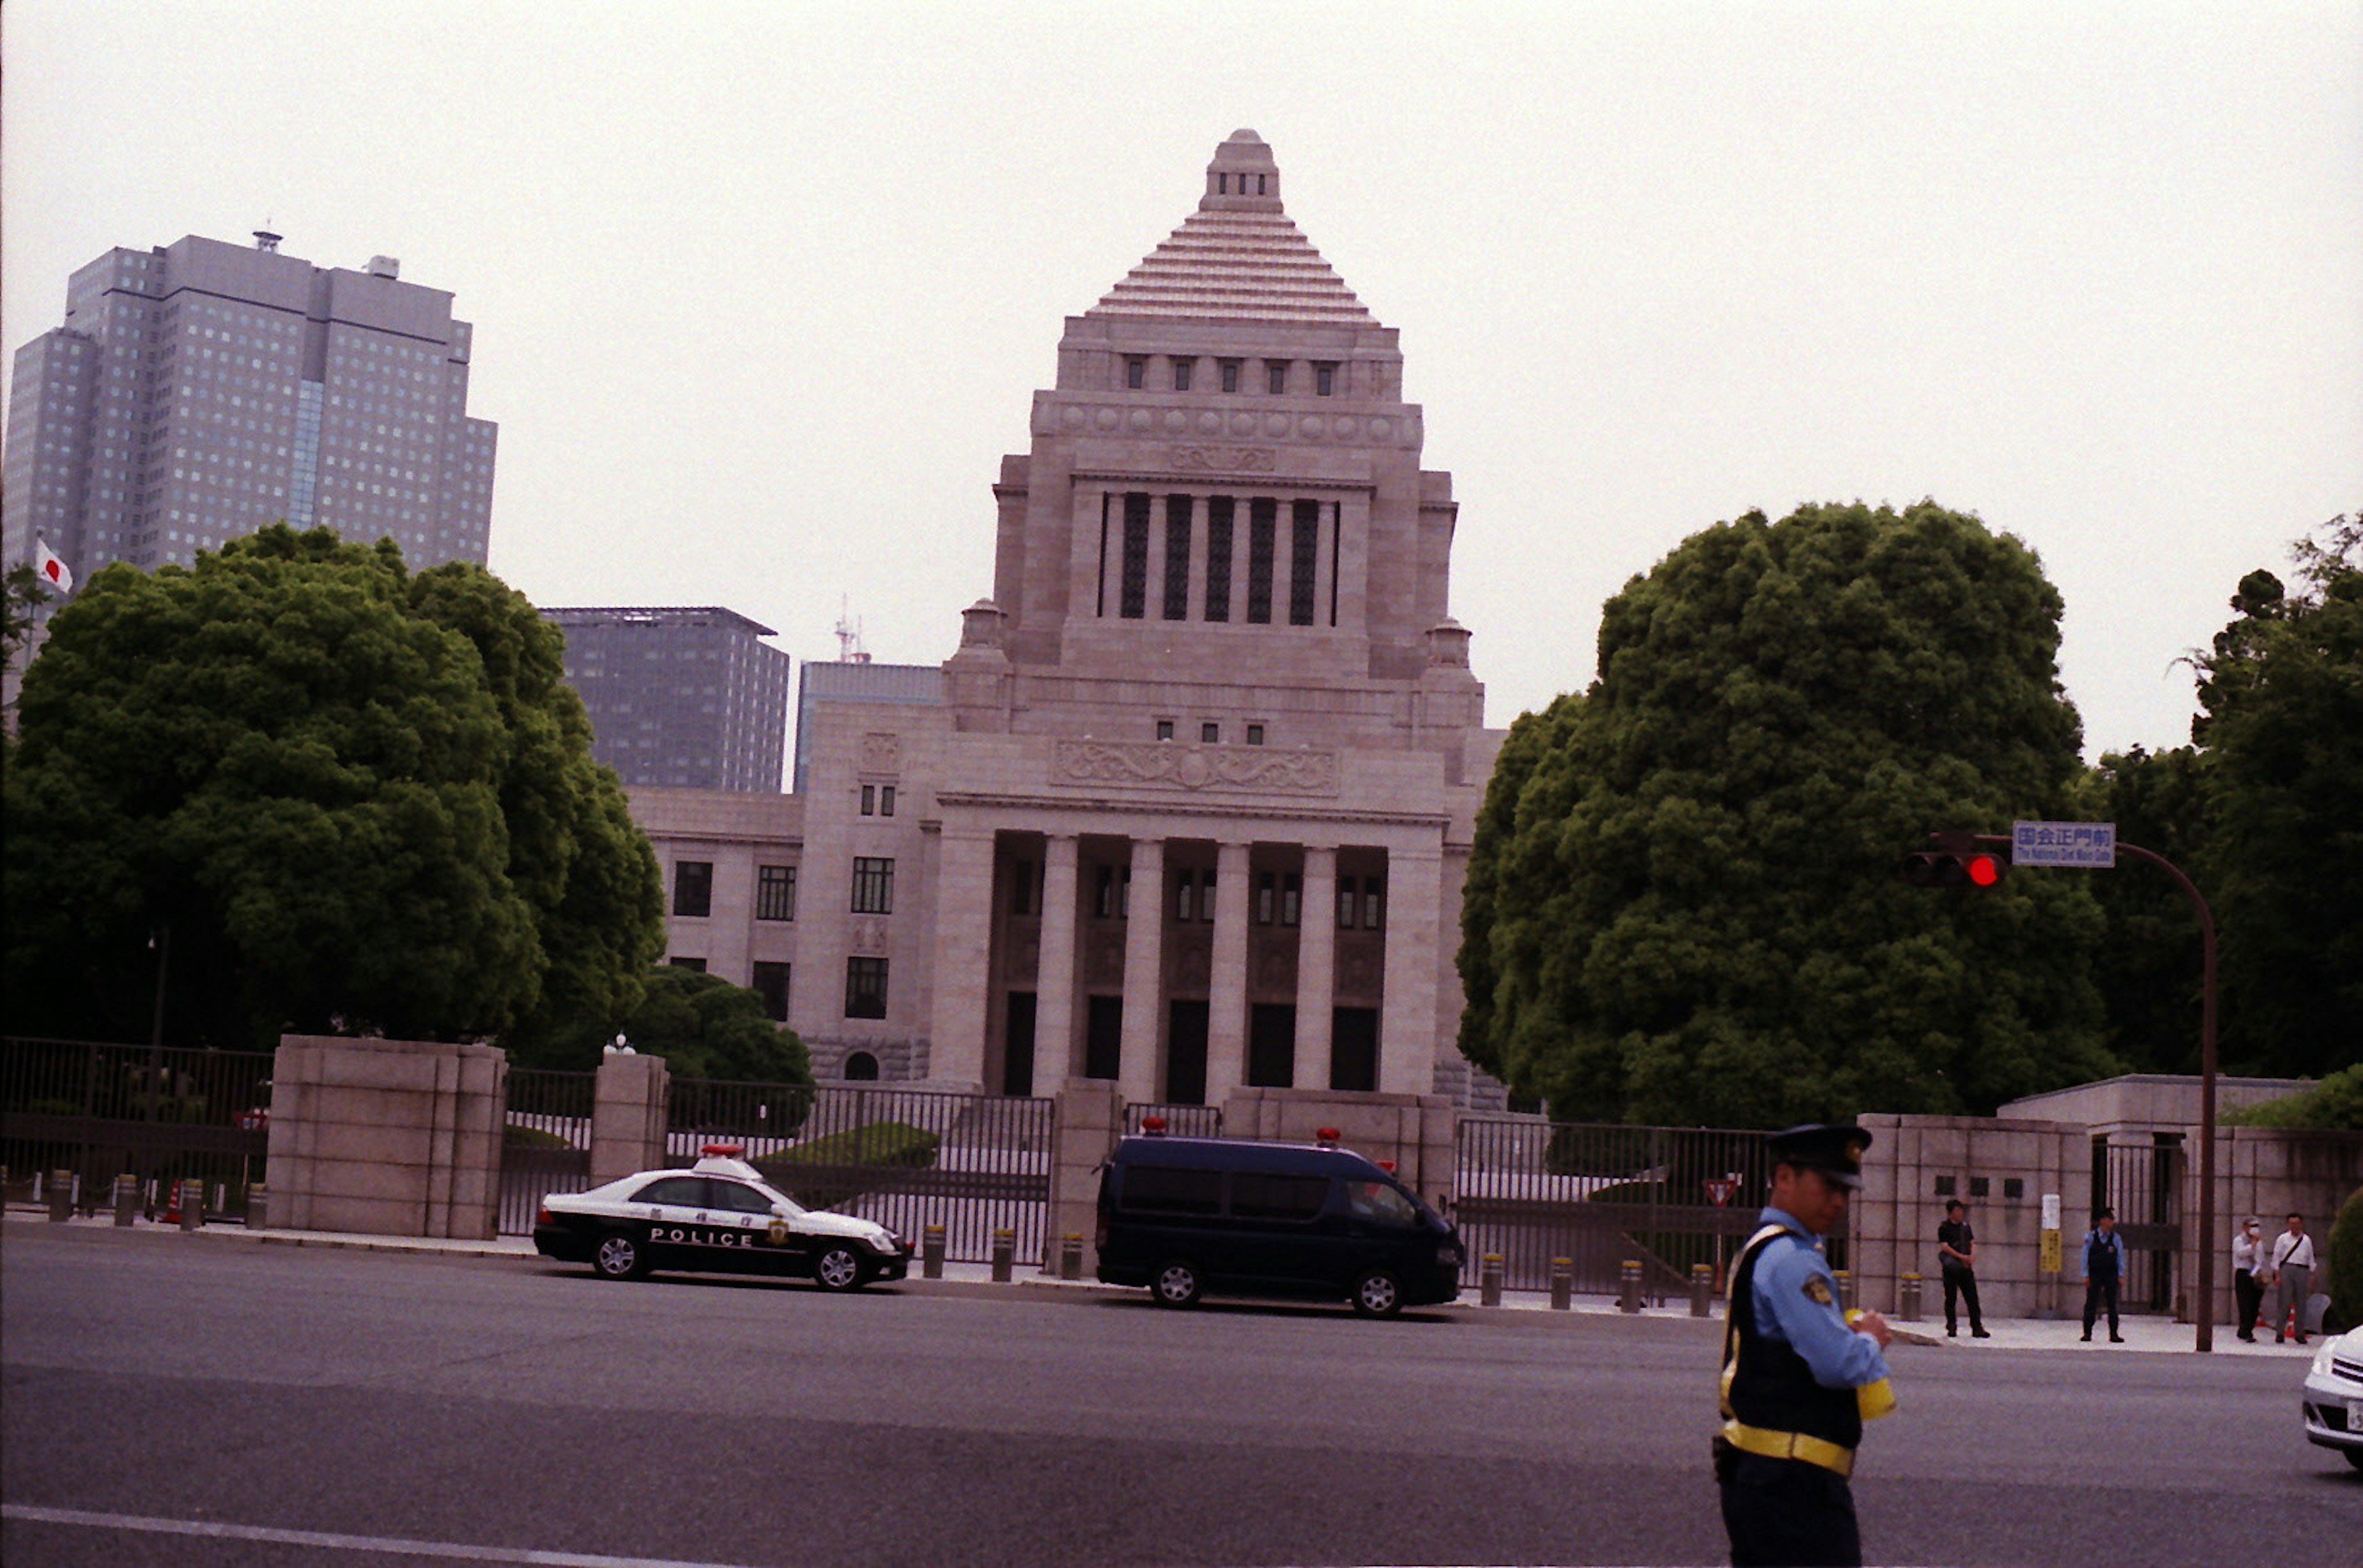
[2013,820,2116,868]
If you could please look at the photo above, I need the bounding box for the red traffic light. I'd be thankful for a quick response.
[1901,849,2010,889]
[1964,852,2004,888]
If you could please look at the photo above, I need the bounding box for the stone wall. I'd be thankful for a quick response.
[1850,1113,2092,1321]
[265,1036,503,1239]
[2183,1127,2363,1327]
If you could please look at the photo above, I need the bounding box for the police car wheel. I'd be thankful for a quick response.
[593,1231,648,1281]
[812,1244,865,1292]
[1351,1268,1404,1318]
[1150,1259,1201,1308]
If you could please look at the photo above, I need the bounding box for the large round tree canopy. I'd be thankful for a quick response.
[1458,500,2116,1127]
[5,526,663,1052]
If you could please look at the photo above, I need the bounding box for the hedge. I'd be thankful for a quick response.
[754,1121,940,1212]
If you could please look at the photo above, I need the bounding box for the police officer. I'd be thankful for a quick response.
[1716,1124,1893,1568]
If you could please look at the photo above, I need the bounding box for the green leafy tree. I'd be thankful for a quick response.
[2221,1065,2363,1132]
[2189,514,2363,1078]
[3,561,54,671]
[2,526,662,1050]
[1458,500,2118,1127]
[591,964,813,1086]
[2085,744,2212,1073]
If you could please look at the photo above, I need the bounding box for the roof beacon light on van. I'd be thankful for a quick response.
[1316,1127,1341,1148]
[1140,1116,1168,1136]
[701,1143,745,1158]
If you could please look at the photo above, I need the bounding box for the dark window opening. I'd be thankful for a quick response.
[751,961,790,1021]
[1247,499,1276,623]
[1094,863,1131,919]
[1156,719,1175,741]
[1245,724,1265,746]
[1281,871,1301,927]
[1247,1003,1295,1087]
[1256,871,1277,925]
[1969,1176,1991,1198]
[1002,992,1037,1095]
[1231,1172,1328,1222]
[668,956,707,973]
[1122,1164,1221,1214]
[1084,995,1123,1080]
[1166,999,1209,1103]
[844,956,888,1019]
[1173,868,1195,922]
[1120,493,1150,618]
[1124,356,1145,390]
[851,856,894,914]
[1163,495,1193,620]
[1331,1008,1379,1092]
[1171,359,1193,391]
[757,865,796,922]
[1314,362,1336,397]
[1010,858,1037,916]
[1204,498,1234,622]
[1200,721,1219,744]
[1362,876,1385,930]
[880,785,895,817]
[1290,500,1320,626]
[1220,360,1241,393]
[1266,361,1287,395]
[673,860,713,918]
[843,1050,879,1082]
[1933,1175,1958,1197]
[860,783,876,815]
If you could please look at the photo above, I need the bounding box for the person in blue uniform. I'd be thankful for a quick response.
[1716,1124,1893,1568]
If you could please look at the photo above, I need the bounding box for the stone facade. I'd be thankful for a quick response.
[263,1035,504,1239]
[634,130,1505,1106]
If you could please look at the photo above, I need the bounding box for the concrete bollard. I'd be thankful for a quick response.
[1831,1268,1850,1312]
[1899,1272,1923,1323]
[247,1183,268,1231]
[1619,1258,1642,1313]
[1060,1233,1083,1281]
[178,1176,203,1231]
[921,1223,945,1279]
[113,1174,140,1227]
[990,1228,1014,1284]
[1549,1257,1573,1311]
[1479,1254,1504,1307]
[1691,1263,1715,1318]
[49,1170,74,1223]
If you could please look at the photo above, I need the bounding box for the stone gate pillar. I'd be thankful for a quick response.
[265,1036,505,1239]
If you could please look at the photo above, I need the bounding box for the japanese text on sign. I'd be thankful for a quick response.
[2012,820,2116,868]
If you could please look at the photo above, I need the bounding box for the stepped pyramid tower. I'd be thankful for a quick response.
[632,132,1504,1130]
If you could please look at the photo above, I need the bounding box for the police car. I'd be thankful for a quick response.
[2302,1323,2363,1471]
[533,1145,910,1291]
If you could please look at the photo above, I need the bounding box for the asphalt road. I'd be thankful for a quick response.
[4,1225,2357,1567]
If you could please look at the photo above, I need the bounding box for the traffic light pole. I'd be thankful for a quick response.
[1962,832,2220,1351]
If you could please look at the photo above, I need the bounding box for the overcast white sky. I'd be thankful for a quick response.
[6,1,2358,761]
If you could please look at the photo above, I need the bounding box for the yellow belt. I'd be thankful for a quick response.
[1719,1419,1857,1479]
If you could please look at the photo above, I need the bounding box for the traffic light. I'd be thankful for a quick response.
[1900,849,2009,889]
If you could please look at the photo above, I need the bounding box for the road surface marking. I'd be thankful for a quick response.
[0,1505,761,1567]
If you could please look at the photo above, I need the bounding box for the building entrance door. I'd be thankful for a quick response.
[1165,1000,1208,1105]
[1002,992,1037,1097]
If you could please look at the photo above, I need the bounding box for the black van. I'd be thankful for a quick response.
[1095,1129,1463,1316]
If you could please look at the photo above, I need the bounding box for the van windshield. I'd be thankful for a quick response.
[1346,1180,1423,1228]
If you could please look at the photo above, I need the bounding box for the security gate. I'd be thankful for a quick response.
[666,1079,1053,1263]
[1455,1118,1803,1301]
[2093,1134,2180,1313]
[497,1068,596,1235]
[1,1037,273,1221]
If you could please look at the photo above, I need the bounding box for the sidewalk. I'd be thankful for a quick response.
[4,1208,2330,1356]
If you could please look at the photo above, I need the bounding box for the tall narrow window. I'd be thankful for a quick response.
[1204,497,1234,622]
[1290,501,1321,626]
[850,856,895,914]
[860,783,876,815]
[1364,876,1386,930]
[844,957,889,1019]
[1281,872,1301,927]
[751,961,790,1022]
[1266,361,1287,395]
[1337,876,1359,929]
[1314,362,1337,397]
[1171,358,1193,391]
[1163,495,1193,620]
[879,785,896,817]
[1010,858,1037,916]
[1120,492,1151,619]
[1156,719,1175,741]
[1124,357,1146,390]
[1174,868,1196,923]
[1094,864,1131,919]
[1247,500,1277,624]
[673,861,713,918]
[756,865,797,922]
[1219,360,1241,393]
[1255,871,1277,925]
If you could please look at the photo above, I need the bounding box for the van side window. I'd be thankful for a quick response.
[1122,1166,1223,1215]
[1347,1181,1420,1228]
[1229,1172,1330,1222]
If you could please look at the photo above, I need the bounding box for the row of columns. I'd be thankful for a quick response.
[929,824,1441,1104]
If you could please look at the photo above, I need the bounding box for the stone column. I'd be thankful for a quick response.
[1118,836,1166,1106]
[591,1050,672,1185]
[925,826,997,1090]
[1034,834,1082,1088]
[1207,839,1252,1100]
[1295,844,1338,1092]
[1376,844,1444,1096]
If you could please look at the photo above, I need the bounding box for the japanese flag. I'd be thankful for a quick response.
[34,539,73,594]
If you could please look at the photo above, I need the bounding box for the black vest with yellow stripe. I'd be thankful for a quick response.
[1719,1222,1861,1463]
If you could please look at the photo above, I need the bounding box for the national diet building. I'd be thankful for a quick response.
[634,130,1505,1106]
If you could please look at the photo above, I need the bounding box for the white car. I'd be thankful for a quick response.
[533,1144,909,1291]
[2302,1324,2363,1471]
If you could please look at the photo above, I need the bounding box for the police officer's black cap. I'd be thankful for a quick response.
[1767,1123,1872,1190]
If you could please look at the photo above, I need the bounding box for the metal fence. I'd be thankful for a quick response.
[1454,1117,1798,1300]
[1,1036,274,1221]
[497,1068,596,1236]
[668,1079,1054,1262]
[1125,1103,1224,1138]
[2095,1135,2179,1313]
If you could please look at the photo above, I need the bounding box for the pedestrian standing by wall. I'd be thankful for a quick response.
[2267,1212,2317,1345]
[2231,1217,2268,1343]
[1935,1199,1989,1339]
[1714,1124,1893,1568]
[2077,1208,2127,1343]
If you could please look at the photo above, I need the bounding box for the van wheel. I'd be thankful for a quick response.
[1351,1268,1404,1318]
[1151,1259,1202,1308]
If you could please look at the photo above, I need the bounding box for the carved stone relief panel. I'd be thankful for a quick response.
[858,733,902,775]
[1051,741,1339,796]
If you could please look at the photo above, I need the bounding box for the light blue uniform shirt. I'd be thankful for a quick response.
[1749,1204,1890,1390]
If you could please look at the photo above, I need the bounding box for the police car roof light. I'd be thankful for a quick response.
[1140,1116,1167,1135]
[1317,1127,1341,1146]
[701,1143,745,1158]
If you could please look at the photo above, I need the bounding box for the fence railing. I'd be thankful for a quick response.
[1,1037,275,1220]
[498,1068,596,1235]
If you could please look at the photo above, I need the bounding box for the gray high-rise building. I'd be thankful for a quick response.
[3,231,497,582]
[542,607,794,793]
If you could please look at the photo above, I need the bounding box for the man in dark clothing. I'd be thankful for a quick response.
[2079,1207,2127,1343]
[1935,1199,1989,1339]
